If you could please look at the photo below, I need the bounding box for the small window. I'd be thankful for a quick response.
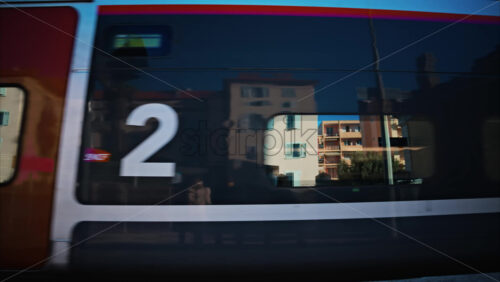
[326,127,333,136]
[237,113,265,130]
[0,86,25,184]
[241,86,269,98]
[109,26,170,57]
[286,115,301,130]
[0,111,10,126]
[286,115,295,129]
[114,33,162,49]
[267,118,274,130]
[281,88,296,97]
[282,101,296,108]
[285,143,306,159]
[247,100,271,107]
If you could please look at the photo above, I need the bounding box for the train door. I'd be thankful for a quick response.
[0,7,77,268]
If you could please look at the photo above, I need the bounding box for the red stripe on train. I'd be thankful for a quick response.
[98,5,500,24]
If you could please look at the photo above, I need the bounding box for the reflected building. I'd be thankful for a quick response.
[226,77,317,161]
[318,116,405,181]
[358,115,405,165]
[265,114,318,187]
[357,86,408,165]
[318,120,362,180]
[226,77,318,186]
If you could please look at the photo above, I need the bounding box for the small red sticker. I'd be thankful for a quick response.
[84,148,111,162]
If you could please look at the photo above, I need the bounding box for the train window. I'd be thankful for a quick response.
[114,34,162,49]
[78,11,499,204]
[0,87,25,183]
[265,114,434,187]
[108,26,170,57]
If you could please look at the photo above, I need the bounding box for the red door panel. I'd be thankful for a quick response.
[0,7,77,268]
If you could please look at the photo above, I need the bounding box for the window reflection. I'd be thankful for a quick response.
[0,87,25,183]
[265,114,434,187]
[77,12,499,204]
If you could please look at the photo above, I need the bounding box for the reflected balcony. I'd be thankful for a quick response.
[340,131,362,138]
[324,145,340,151]
[341,145,363,151]
[324,133,339,139]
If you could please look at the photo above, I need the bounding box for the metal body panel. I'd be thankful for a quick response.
[2,0,500,270]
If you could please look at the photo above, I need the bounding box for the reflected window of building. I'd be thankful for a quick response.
[237,113,265,130]
[285,143,306,159]
[326,127,333,136]
[246,100,271,107]
[267,117,274,130]
[286,115,301,130]
[281,88,296,98]
[282,101,297,108]
[286,115,294,129]
[0,111,9,126]
[241,86,269,98]
[0,87,25,183]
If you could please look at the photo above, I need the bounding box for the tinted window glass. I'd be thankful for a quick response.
[0,86,25,183]
[77,13,500,204]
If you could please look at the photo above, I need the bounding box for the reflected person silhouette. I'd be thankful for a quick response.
[187,177,212,205]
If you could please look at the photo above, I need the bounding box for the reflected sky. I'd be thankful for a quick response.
[317,115,360,125]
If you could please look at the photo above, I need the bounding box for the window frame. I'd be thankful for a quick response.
[0,84,28,186]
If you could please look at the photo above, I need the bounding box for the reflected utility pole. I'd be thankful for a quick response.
[369,16,398,237]
[368,17,394,185]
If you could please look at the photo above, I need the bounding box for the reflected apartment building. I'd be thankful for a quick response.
[318,117,405,180]
[226,77,318,187]
[265,114,318,187]
[318,120,363,180]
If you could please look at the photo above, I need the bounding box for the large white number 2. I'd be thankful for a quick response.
[120,103,178,177]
